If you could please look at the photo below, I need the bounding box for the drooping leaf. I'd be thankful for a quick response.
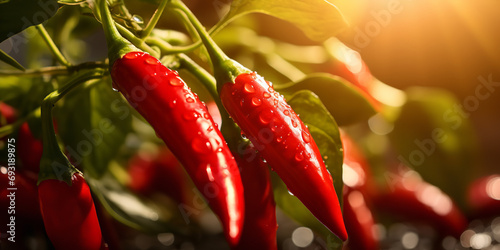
[0,49,25,71]
[273,90,343,247]
[277,73,376,126]
[215,0,348,42]
[389,87,479,209]
[56,76,132,178]
[0,0,61,42]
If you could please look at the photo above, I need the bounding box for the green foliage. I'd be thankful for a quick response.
[0,0,60,42]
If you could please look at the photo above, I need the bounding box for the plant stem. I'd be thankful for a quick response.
[115,23,159,57]
[141,0,169,38]
[169,0,249,86]
[36,24,71,67]
[145,36,199,54]
[0,61,107,76]
[38,69,105,184]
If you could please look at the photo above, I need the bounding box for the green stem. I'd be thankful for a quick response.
[0,61,107,76]
[169,0,249,86]
[36,24,71,67]
[146,36,199,54]
[115,23,159,57]
[38,69,105,185]
[98,0,138,66]
[141,0,169,38]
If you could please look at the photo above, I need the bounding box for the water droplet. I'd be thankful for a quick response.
[273,100,278,107]
[239,99,245,107]
[192,137,212,154]
[124,52,139,59]
[183,111,199,121]
[112,87,120,92]
[186,97,195,103]
[276,136,283,143]
[268,87,274,93]
[168,99,177,108]
[243,83,255,93]
[266,81,273,87]
[284,110,290,116]
[263,92,271,98]
[292,119,298,128]
[295,152,305,162]
[207,126,214,132]
[206,164,214,181]
[241,133,247,139]
[288,190,294,196]
[203,113,210,119]
[251,97,262,106]
[303,164,309,170]
[145,56,160,65]
[302,131,311,143]
[259,110,273,125]
[169,77,184,87]
[131,14,144,25]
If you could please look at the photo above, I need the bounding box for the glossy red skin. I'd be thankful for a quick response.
[0,102,17,124]
[220,72,347,241]
[343,187,378,250]
[233,149,277,250]
[38,173,103,250]
[0,170,42,224]
[340,133,378,250]
[17,122,43,173]
[127,147,188,203]
[111,52,244,246]
[466,174,500,218]
[372,170,467,238]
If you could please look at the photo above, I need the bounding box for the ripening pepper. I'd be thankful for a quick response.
[220,72,347,241]
[466,174,500,219]
[233,147,277,250]
[38,173,104,250]
[99,0,245,244]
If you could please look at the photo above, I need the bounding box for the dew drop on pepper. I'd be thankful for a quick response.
[259,110,273,125]
[243,83,255,93]
[302,131,311,143]
[169,77,184,87]
[124,52,139,59]
[263,92,271,98]
[145,56,160,65]
[295,152,305,162]
[251,97,262,107]
[182,111,199,121]
[186,97,195,103]
[192,137,212,154]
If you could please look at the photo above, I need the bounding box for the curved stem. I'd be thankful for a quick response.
[36,24,71,67]
[141,0,169,38]
[145,36,200,54]
[38,69,105,184]
[0,61,108,76]
[115,23,159,57]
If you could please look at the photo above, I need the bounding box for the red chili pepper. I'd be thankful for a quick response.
[17,122,43,172]
[0,102,16,125]
[233,147,277,250]
[127,146,189,204]
[341,132,378,250]
[0,169,41,223]
[371,168,467,238]
[111,52,244,245]
[220,72,347,241]
[38,173,103,250]
[466,174,500,219]
[343,187,378,250]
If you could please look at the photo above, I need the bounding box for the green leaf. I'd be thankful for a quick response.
[0,0,61,42]
[389,87,479,209]
[0,49,25,71]
[273,90,343,246]
[217,0,348,42]
[277,73,376,126]
[56,76,132,178]
[87,172,192,234]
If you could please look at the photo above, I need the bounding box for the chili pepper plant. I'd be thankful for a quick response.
[0,0,496,249]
